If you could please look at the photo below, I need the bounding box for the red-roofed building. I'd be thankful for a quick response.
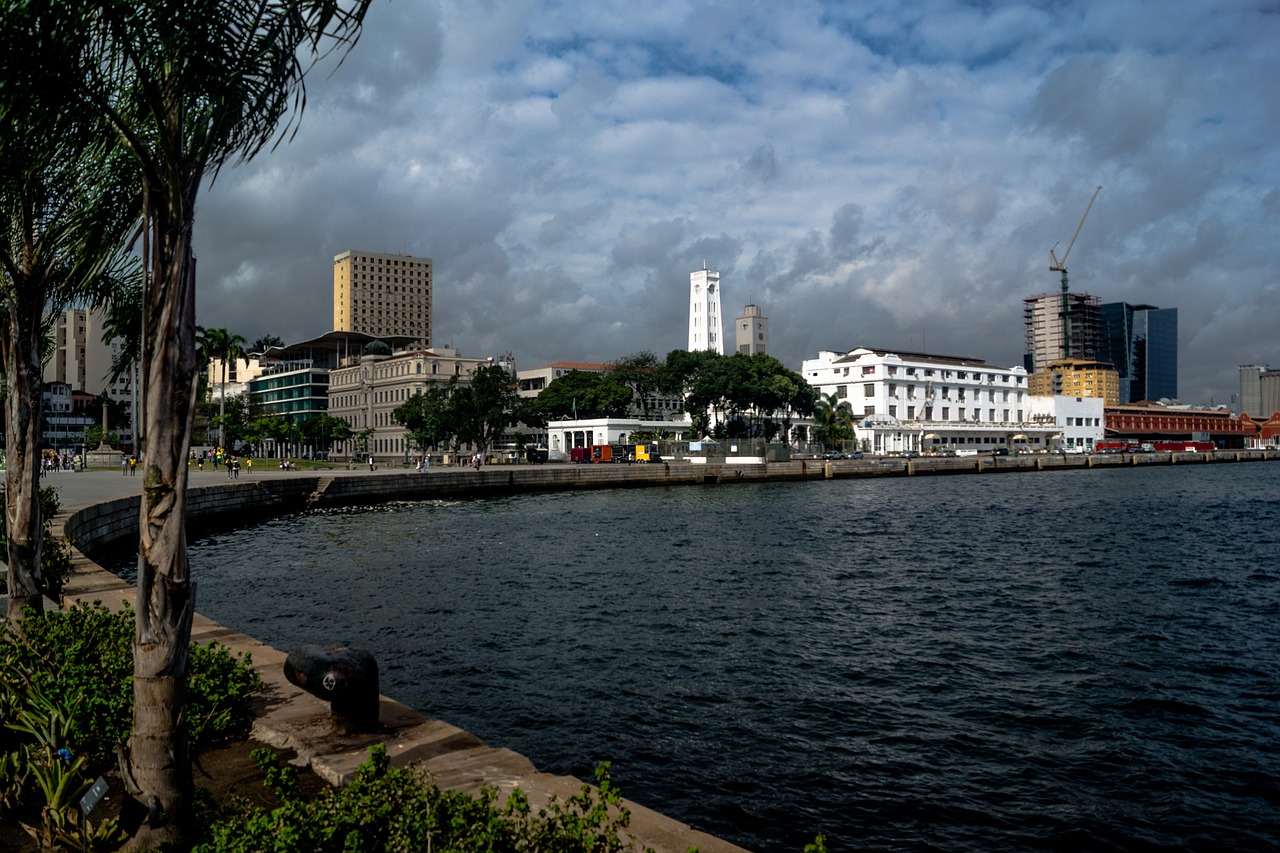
[1103,402,1257,449]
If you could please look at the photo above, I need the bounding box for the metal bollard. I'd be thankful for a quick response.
[284,645,380,732]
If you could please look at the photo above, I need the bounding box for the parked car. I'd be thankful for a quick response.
[992,447,1010,456]
[903,450,921,458]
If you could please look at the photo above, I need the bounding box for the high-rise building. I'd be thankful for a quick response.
[735,304,768,356]
[44,307,134,402]
[332,250,432,343]
[1099,303,1178,403]
[688,265,723,354]
[1022,292,1101,373]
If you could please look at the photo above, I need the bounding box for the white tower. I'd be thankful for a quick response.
[688,263,723,354]
[736,304,768,356]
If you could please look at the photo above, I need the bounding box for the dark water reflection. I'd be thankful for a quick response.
[179,464,1280,851]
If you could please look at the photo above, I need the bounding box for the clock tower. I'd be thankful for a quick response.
[688,263,723,354]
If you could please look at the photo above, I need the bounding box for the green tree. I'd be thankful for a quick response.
[607,350,660,418]
[197,326,247,447]
[60,1,373,843]
[449,366,521,456]
[391,386,451,454]
[812,393,855,450]
[249,333,284,353]
[302,412,353,453]
[0,9,140,621]
[534,370,634,421]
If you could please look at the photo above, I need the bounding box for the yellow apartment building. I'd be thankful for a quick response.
[332,250,432,343]
[1029,358,1120,405]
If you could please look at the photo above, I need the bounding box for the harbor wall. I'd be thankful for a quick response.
[65,450,1277,560]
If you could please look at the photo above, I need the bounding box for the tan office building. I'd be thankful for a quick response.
[332,250,432,343]
[1028,358,1120,405]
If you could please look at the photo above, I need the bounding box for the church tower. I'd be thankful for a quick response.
[688,264,723,354]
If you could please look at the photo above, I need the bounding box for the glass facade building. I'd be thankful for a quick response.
[1099,303,1178,403]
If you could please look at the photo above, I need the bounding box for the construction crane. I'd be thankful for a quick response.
[1048,185,1101,360]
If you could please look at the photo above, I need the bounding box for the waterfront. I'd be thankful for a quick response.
[177,463,1279,852]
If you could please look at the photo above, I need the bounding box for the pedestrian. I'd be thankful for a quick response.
[121,453,128,476]
[245,457,252,475]
[129,456,137,476]
[472,452,481,471]
[422,454,430,474]
[198,455,204,471]
[368,454,375,472]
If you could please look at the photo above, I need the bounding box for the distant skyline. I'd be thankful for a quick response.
[191,0,1279,408]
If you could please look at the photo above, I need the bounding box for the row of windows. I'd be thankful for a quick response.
[865,405,1023,423]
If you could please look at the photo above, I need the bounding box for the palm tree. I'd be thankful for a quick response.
[197,326,247,447]
[0,16,141,621]
[50,2,373,844]
[812,392,855,452]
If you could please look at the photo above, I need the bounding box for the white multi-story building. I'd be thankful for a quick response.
[688,265,723,354]
[802,347,1059,454]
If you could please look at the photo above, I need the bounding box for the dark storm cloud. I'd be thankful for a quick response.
[191,0,1280,402]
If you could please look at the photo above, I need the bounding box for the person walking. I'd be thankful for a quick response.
[245,457,252,475]
[128,456,137,476]
[367,453,375,472]
[121,452,128,476]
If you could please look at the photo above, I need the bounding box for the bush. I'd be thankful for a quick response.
[0,601,263,844]
[0,484,75,601]
[0,602,262,760]
[195,745,657,853]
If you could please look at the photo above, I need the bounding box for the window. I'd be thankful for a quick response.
[889,405,897,417]
[864,383,875,397]
[864,405,876,416]
[835,385,847,399]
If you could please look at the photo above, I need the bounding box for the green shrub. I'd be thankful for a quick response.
[0,484,75,601]
[0,602,262,760]
[194,745,657,853]
[0,601,263,847]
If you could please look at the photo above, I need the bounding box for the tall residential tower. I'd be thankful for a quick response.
[688,264,723,354]
[332,250,432,343]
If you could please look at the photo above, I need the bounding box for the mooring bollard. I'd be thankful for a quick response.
[284,645,380,732]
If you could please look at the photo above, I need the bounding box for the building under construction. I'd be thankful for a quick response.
[1023,292,1101,374]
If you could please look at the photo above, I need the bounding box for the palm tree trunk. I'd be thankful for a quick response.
[2,296,45,621]
[124,211,199,849]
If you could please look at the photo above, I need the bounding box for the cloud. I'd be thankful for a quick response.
[191,0,1280,405]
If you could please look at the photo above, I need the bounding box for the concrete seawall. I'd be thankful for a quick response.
[65,449,1279,560]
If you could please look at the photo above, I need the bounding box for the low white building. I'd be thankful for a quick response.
[802,347,1059,453]
[547,417,692,461]
[1026,395,1105,452]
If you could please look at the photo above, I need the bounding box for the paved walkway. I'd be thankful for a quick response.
[34,465,749,853]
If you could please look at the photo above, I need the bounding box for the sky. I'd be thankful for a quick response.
[192,0,1280,408]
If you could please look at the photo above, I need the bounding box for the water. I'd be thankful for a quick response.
[176,464,1280,851]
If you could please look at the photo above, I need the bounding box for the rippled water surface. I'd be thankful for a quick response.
[181,464,1280,851]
